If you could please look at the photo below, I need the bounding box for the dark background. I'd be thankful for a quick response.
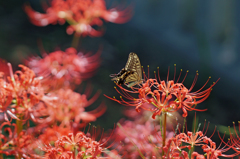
[0,0,239,150]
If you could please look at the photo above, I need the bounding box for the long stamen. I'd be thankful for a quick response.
[147,65,149,79]
[167,66,170,82]
[173,64,176,82]
[188,71,198,92]
[181,70,189,83]
[176,69,182,83]
[157,67,161,82]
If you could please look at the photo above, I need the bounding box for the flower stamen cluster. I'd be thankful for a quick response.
[106,67,219,119]
[162,122,235,159]
[26,47,100,90]
[0,64,44,121]
[34,88,106,128]
[39,128,114,159]
[0,121,34,157]
[24,0,132,37]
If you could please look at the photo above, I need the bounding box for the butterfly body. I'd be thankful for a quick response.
[110,53,143,87]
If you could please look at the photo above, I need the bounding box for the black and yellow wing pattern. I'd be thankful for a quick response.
[110,52,143,87]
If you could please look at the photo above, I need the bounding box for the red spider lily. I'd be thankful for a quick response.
[105,67,219,119]
[162,120,237,159]
[33,88,106,128]
[26,47,100,91]
[162,137,189,159]
[0,123,117,158]
[37,126,72,145]
[38,126,118,159]
[0,81,15,121]
[218,121,240,157]
[24,0,132,37]
[0,121,34,158]
[23,126,74,158]
[0,63,44,121]
[111,107,176,158]
[115,120,174,158]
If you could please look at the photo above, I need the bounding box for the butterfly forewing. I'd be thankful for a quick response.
[124,53,142,86]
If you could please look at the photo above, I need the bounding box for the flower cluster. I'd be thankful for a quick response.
[106,67,219,119]
[0,52,106,158]
[34,88,106,127]
[1,0,240,158]
[24,0,132,37]
[0,64,44,121]
[163,129,230,159]
[0,121,34,158]
[114,108,175,158]
[113,108,240,158]
[105,66,240,158]
[219,121,240,157]
[0,122,118,159]
[39,129,110,158]
[1,59,239,158]
[26,47,100,90]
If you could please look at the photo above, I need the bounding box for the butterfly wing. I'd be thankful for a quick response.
[124,73,142,87]
[110,52,143,87]
[124,53,142,86]
[125,53,142,78]
[110,68,126,80]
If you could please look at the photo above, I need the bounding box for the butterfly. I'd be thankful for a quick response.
[110,52,143,87]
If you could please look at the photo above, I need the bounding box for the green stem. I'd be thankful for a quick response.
[16,118,23,159]
[161,112,167,156]
[16,119,23,135]
[73,146,76,159]
[71,34,80,49]
[188,145,194,158]
[182,117,186,133]
[0,154,2,159]
[0,133,2,159]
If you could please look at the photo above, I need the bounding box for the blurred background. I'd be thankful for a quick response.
[0,0,239,143]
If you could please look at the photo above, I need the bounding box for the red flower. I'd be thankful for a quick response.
[163,120,234,159]
[115,119,174,158]
[0,80,14,121]
[0,63,44,121]
[26,47,100,90]
[0,121,34,158]
[24,0,132,37]
[219,121,240,157]
[38,127,117,159]
[37,126,70,145]
[105,67,219,119]
[33,88,106,128]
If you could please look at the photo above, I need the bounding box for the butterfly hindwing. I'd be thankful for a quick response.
[110,68,126,79]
